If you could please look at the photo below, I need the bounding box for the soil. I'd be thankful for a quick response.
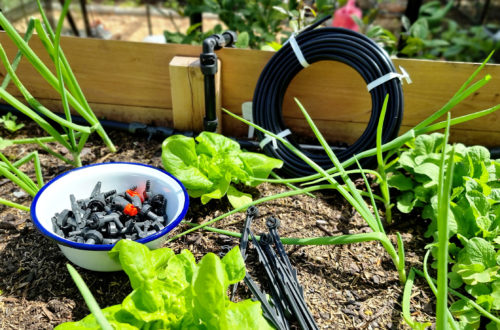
[0,118,437,329]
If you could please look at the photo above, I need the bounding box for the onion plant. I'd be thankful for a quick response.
[66,264,112,330]
[0,1,115,210]
[0,151,42,211]
[401,114,460,329]
[167,53,499,287]
[168,96,408,284]
[0,0,115,168]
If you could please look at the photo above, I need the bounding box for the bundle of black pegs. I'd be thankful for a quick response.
[51,180,168,245]
[235,206,319,330]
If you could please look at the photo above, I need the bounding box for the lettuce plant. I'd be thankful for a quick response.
[162,131,283,209]
[57,240,273,329]
[0,112,24,132]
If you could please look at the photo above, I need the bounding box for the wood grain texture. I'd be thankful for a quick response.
[169,56,222,132]
[0,33,499,146]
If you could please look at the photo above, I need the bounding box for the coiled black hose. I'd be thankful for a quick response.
[252,27,404,177]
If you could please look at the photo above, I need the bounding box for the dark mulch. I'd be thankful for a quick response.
[0,119,436,329]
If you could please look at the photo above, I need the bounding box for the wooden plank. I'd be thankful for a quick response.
[0,33,499,147]
[222,112,500,147]
[0,33,201,109]
[169,56,221,132]
[217,47,500,134]
[9,97,172,126]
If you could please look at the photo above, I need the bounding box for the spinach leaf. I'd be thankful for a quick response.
[389,133,500,325]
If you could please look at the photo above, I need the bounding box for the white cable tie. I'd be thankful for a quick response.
[241,102,254,138]
[286,33,310,68]
[259,129,292,149]
[366,66,412,92]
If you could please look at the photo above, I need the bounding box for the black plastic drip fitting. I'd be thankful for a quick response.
[200,31,237,132]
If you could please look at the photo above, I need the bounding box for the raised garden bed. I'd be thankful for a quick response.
[0,119,435,329]
[0,7,499,329]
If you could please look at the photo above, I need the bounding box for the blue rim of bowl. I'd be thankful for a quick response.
[30,162,189,251]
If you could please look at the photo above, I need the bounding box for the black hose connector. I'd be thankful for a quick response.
[200,31,237,132]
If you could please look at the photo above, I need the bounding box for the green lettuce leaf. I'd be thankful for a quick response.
[58,242,273,329]
[161,135,214,190]
[162,132,282,208]
[227,185,253,210]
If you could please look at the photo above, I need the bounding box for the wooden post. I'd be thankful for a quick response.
[169,56,222,133]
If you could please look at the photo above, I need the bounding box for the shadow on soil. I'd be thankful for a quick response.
[0,223,130,320]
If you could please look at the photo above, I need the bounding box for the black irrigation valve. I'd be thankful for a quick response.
[51,181,169,245]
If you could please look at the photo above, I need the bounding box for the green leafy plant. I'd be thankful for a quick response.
[57,240,273,329]
[389,132,500,327]
[167,54,499,290]
[0,0,115,169]
[0,112,24,132]
[162,131,283,209]
[398,1,500,62]
[0,1,115,211]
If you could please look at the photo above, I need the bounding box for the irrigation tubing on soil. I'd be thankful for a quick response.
[252,26,405,177]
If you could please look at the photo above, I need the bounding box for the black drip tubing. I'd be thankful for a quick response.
[252,27,405,177]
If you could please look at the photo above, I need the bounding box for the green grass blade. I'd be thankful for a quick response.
[31,151,44,188]
[1,19,35,89]
[301,169,384,186]
[223,107,378,231]
[13,132,83,145]
[34,139,75,166]
[416,104,500,135]
[182,220,389,245]
[0,153,38,192]
[355,158,384,233]
[396,232,405,275]
[33,19,55,58]
[0,41,91,134]
[422,251,460,330]
[402,268,432,329]
[76,132,90,154]
[436,114,455,330]
[66,264,113,330]
[0,164,37,197]
[375,95,392,224]
[358,191,385,203]
[376,95,389,168]
[270,172,315,198]
[454,51,494,97]
[167,184,334,242]
[291,98,380,230]
[0,87,73,150]
[53,0,76,150]
[414,75,491,131]
[0,197,30,211]
[35,0,56,40]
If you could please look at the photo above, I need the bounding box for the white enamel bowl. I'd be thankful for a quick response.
[30,162,189,272]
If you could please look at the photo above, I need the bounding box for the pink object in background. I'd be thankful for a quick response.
[331,0,362,32]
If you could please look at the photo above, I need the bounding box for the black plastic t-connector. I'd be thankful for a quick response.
[200,31,237,132]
